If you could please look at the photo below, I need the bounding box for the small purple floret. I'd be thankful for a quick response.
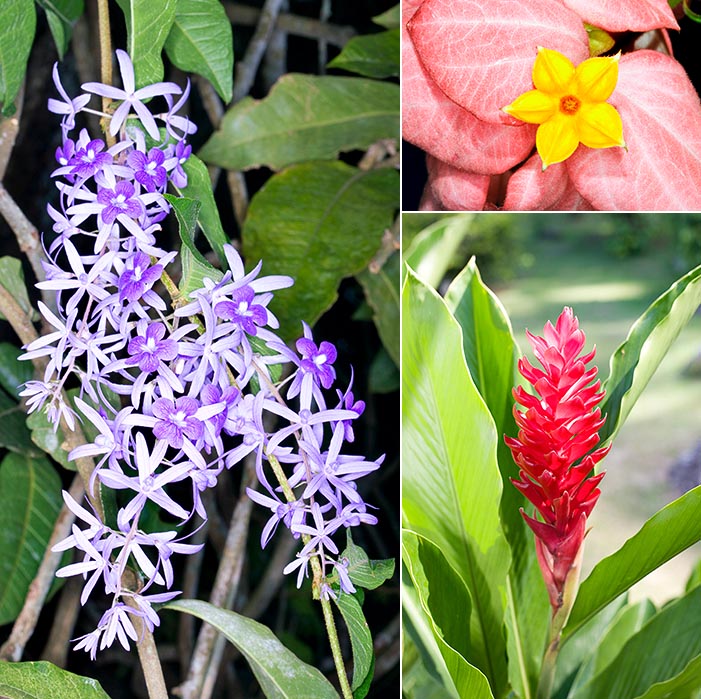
[127,323,177,372]
[97,181,143,224]
[214,285,267,335]
[118,251,162,302]
[152,396,203,448]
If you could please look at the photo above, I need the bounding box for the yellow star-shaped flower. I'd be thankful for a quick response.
[503,47,625,170]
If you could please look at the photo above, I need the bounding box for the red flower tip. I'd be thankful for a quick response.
[506,307,608,610]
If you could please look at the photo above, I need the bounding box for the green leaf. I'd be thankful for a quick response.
[199,75,399,171]
[372,4,399,28]
[356,251,399,365]
[0,341,33,398]
[166,599,338,698]
[243,162,398,342]
[402,215,475,289]
[0,662,110,698]
[164,0,233,102]
[342,530,394,590]
[599,263,701,448]
[334,592,374,693]
[0,256,33,321]
[402,268,510,694]
[570,586,701,699]
[0,0,35,115]
[115,0,176,87]
[164,193,223,298]
[368,346,399,394]
[328,29,399,78]
[37,0,84,58]
[564,481,701,638]
[177,154,229,264]
[568,599,656,696]
[403,531,496,699]
[0,388,36,455]
[0,454,62,625]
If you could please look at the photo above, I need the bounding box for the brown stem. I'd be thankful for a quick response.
[0,474,84,661]
[0,83,23,181]
[96,0,116,147]
[41,575,83,666]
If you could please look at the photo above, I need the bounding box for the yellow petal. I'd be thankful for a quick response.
[575,53,620,102]
[533,47,576,94]
[536,113,580,169]
[576,102,625,149]
[503,89,557,124]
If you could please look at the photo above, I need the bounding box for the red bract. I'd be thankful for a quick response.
[505,308,610,609]
[404,0,701,210]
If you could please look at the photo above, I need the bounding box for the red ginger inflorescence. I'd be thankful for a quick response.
[505,307,610,610]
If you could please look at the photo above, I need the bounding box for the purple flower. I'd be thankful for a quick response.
[152,396,203,449]
[97,181,144,225]
[214,285,267,335]
[165,140,192,188]
[127,323,177,372]
[118,251,162,302]
[297,335,337,389]
[82,49,182,140]
[55,139,75,167]
[335,373,365,443]
[128,147,167,193]
[48,63,90,134]
[71,139,112,179]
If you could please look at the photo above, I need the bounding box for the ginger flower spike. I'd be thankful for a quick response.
[503,47,625,170]
[505,308,610,612]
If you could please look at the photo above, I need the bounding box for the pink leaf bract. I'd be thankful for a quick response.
[562,0,679,32]
[408,0,588,124]
[424,155,491,210]
[568,51,701,211]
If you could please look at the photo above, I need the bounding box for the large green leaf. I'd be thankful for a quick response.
[166,599,338,698]
[0,256,33,321]
[198,75,399,171]
[0,662,110,698]
[0,0,35,115]
[328,29,400,78]
[564,481,701,638]
[402,268,510,694]
[243,162,397,341]
[599,263,701,447]
[444,258,547,699]
[0,454,62,625]
[403,530,496,699]
[334,592,374,694]
[356,251,399,365]
[164,0,233,102]
[37,0,83,59]
[0,388,36,455]
[0,341,33,398]
[372,4,399,28]
[115,0,176,87]
[402,215,474,289]
[570,586,701,699]
[568,599,655,696]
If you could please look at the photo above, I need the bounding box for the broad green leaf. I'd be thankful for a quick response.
[328,29,399,78]
[164,194,223,298]
[199,75,399,171]
[243,162,398,341]
[0,662,110,698]
[444,257,546,699]
[403,634,460,699]
[402,215,474,289]
[0,454,62,625]
[342,531,394,590]
[37,0,84,58]
[178,154,229,264]
[356,251,399,365]
[0,256,33,320]
[570,586,701,699]
[0,0,35,115]
[166,599,338,698]
[568,600,656,696]
[599,263,701,448]
[564,482,701,638]
[402,268,510,694]
[0,388,36,454]
[0,342,33,398]
[368,346,399,394]
[372,4,399,28]
[334,592,374,693]
[165,0,233,102]
[403,531,495,699]
[115,0,176,87]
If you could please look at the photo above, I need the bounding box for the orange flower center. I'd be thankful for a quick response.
[559,94,581,116]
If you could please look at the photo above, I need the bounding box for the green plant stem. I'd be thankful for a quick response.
[536,623,560,699]
[96,0,116,147]
[320,591,353,699]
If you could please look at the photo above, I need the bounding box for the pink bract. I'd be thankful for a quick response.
[404,0,701,210]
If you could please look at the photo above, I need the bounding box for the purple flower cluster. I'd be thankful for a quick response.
[21,50,382,658]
